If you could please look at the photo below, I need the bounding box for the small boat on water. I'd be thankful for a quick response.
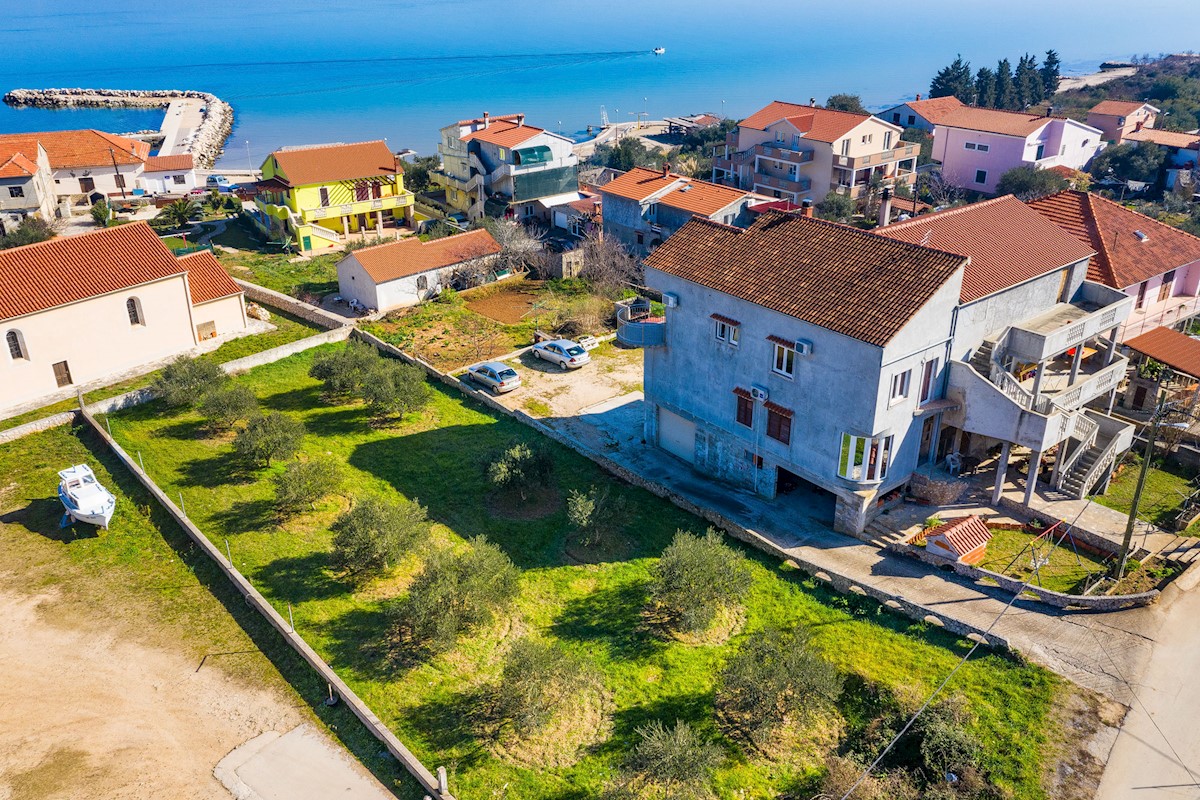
[58,464,115,529]
[653,47,666,55]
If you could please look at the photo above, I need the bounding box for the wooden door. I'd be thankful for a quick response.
[78,177,95,194]
[1133,385,1147,410]
[52,360,72,387]
[919,416,936,460]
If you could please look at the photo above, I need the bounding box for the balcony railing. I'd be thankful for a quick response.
[752,174,812,193]
[302,193,413,221]
[1006,281,1134,363]
[616,304,665,347]
[833,142,920,171]
[753,144,815,165]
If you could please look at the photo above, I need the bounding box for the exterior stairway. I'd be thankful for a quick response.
[1156,534,1200,565]
[969,339,995,376]
[1058,435,1115,499]
[864,519,913,549]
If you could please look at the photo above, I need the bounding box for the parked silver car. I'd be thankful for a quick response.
[532,339,591,370]
[466,361,522,393]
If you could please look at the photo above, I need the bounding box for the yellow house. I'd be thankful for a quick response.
[250,140,415,255]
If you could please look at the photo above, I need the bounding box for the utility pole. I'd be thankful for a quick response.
[1117,392,1167,577]
[108,147,126,200]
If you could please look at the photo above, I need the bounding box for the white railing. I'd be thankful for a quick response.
[1054,414,1100,487]
[307,224,342,243]
[1044,357,1128,412]
[1008,282,1134,362]
[1074,434,1123,499]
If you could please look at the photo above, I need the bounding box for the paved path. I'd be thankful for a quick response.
[550,394,1159,702]
[158,98,206,156]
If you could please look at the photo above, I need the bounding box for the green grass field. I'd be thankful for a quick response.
[976,528,1109,594]
[1094,458,1200,533]
[101,344,1072,798]
[0,423,424,797]
[219,249,340,299]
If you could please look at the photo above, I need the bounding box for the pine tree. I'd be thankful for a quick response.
[1015,54,1045,108]
[1040,49,1062,96]
[995,58,1017,110]
[974,67,997,109]
[930,55,974,102]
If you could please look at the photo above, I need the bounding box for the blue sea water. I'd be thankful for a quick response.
[2,0,1198,167]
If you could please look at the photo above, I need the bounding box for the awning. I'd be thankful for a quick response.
[535,191,587,210]
[1124,326,1200,379]
[514,145,553,165]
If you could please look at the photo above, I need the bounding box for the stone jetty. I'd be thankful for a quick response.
[3,88,233,169]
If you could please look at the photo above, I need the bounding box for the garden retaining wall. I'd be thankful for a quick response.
[235,280,352,330]
[352,329,1013,651]
[0,412,76,445]
[78,408,453,800]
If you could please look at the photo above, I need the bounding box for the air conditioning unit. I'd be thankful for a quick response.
[750,385,769,402]
[795,339,814,356]
[662,292,679,308]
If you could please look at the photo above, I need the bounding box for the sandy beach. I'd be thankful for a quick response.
[1058,66,1138,92]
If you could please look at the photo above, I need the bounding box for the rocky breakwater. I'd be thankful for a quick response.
[3,88,233,169]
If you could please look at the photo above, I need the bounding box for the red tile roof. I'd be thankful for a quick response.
[600,167,680,202]
[644,211,966,347]
[738,100,877,143]
[600,167,751,216]
[566,194,601,214]
[1124,327,1200,378]
[932,106,1065,137]
[177,250,242,304]
[144,153,195,172]
[1124,128,1200,150]
[877,195,1095,302]
[0,129,148,169]
[1089,100,1156,116]
[927,516,992,557]
[460,119,545,148]
[0,151,40,178]
[0,223,184,322]
[270,140,399,187]
[901,95,967,124]
[1026,190,1200,289]
[347,229,502,283]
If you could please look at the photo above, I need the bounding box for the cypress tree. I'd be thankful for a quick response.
[930,55,974,102]
[974,67,997,109]
[995,58,1017,110]
[1040,49,1062,96]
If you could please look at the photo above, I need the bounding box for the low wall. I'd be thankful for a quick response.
[0,412,75,445]
[352,329,1012,651]
[221,326,352,373]
[79,408,452,799]
[235,280,351,330]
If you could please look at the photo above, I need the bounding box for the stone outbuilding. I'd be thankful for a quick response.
[925,516,993,565]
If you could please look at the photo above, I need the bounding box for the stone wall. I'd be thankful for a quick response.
[0,412,75,446]
[235,280,351,330]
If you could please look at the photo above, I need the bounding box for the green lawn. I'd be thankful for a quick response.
[219,250,340,300]
[976,528,1109,594]
[0,305,325,434]
[100,343,1071,799]
[201,216,273,252]
[1094,459,1199,533]
[0,423,423,797]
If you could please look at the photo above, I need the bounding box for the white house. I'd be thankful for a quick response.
[0,141,57,234]
[141,153,197,195]
[0,223,247,416]
[336,228,502,312]
[930,106,1104,194]
[0,129,148,202]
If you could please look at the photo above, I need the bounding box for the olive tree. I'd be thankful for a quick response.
[648,529,752,634]
[567,484,627,547]
[361,359,432,420]
[492,638,598,737]
[232,412,304,466]
[331,496,427,577]
[153,355,228,407]
[616,720,723,799]
[273,459,343,516]
[488,441,554,500]
[197,383,257,431]
[308,341,380,397]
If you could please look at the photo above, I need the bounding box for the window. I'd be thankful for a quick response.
[636,232,644,245]
[1136,281,1147,309]
[791,134,801,147]
[964,142,975,150]
[736,394,754,427]
[772,343,795,377]
[891,112,901,123]
[766,407,792,444]
[126,297,143,326]
[416,275,429,291]
[838,433,894,482]
[498,148,507,160]
[319,187,330,207]
[714,320,739,346]
[355,183,369,201]
[114,173,126,188]
[974,169,987,185]
[171,174,187,185]
[890,369,911,403]
[964,141,990,153]
[1059,145,1066,156]
[6,330,26,360]
[907,114,916,126]
[8,186,24,198]
[1035,143,1046,160]
[919,358,939,403]
[646,202,658,221]
[883,131,893,150]
[840,139,851,156]
[775,129,785,143]
[861,134,873,144]
[1159,270,1176,302]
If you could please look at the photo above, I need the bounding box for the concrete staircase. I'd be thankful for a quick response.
[1060,439,1105,497]
[864,519,911,549]
[969,339,996,376]
[1157,534,1200,565]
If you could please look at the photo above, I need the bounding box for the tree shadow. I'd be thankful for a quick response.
[253,550,351,604]
[0,498,100,542]
[406,687,495,767]
[320,602,401,682]
[260,385,326,413]
[304,406,373,439]
[154,418,209,441]
[600,691,721,760]
[209,497,276,535]
[175,450,256,488]
[549,579,662,661]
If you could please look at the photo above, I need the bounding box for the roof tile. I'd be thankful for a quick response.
[927,516,992,556]
[739,100,877,142]
[900,95,966,124]
[932,106,1069,137]
[0,129,148,169]
[1124,128,1200,150]
[1124,326,1200,378]
[271,140,399,187]
[177,249,242,304]
[600,167,753,216]
[144,153,195,172]
[346,229,502,283]
[460,120,545,148]
[1090,100,1156,116]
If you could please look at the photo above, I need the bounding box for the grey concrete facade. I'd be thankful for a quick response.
[603,191,759,256]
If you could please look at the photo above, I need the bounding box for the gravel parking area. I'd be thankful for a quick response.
[489,342,643,419]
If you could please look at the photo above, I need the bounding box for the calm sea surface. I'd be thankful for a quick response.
[2,0,1197,167]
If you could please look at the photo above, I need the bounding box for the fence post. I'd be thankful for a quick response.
[137,451,145,473]
[288,602,294,633]
[179,492,186,516]
[225,537,232,567]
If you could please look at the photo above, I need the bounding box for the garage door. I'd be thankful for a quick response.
[658,408,696,463]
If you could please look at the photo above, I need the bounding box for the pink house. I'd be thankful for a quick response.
[931,106,1103,194]
[1086,100,1159,143]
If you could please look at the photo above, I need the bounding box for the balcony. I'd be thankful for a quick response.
[832,141,920,171]
[753,144,815,166]
[752,174,812,194]
[1005,281,1134,363]
[616,302,665,347]
[301,192,413,222]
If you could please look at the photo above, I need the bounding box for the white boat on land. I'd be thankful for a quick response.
[58,464,116,529]
[653,47,666,55]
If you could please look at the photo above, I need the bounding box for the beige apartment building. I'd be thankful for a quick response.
[0,223,247,416]
[712,100,918,202]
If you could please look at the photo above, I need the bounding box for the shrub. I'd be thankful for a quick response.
[197,383,257,431]
[232,412,304,466]
[308,341,380,396]
[619,720,723,797]
[915,699,982,777]
[90,199,110,227]
[0,217,54,250]
[161,198,199,228]
[392,536,519,653]
[818,754,920,800]
[492,638,598,737]
[567,484,628,547]
[816,190,855,223]
[649,529,752,634]
[488,441,554,500]
[331,496,427,577]
[923,515,945,530]
[153,355,227,407]
[994,165,1068,200]
[361,359,432,419]
[273,459,343,516]
[717,626,842,740]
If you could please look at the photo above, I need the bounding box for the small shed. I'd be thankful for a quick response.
[925,516,992,565]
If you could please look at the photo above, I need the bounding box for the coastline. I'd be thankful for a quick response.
[2,88,233,169]
[1057,65,1138,93]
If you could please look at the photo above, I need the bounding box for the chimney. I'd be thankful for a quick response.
[800,198,814,218]
[809,97,817,107]
[916,93,922,101]
[1135,120,1145,131]
[482,111,490,129]
[662,162,670,176]
[516,113,525,127]
[1045,105,1054,117]
[877,187,893,228]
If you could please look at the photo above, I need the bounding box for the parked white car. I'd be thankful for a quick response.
[466,361,522,393]
[532,339,591,370]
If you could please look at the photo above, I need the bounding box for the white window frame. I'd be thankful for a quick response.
[919,358,940,404]
[714,320,740,346]
[889,369,911,404]
[838,432,894,483]
[772,343,795,378]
